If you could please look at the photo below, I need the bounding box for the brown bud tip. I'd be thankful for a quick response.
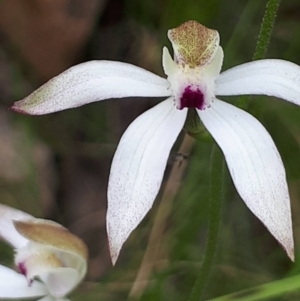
[168,20,219,67]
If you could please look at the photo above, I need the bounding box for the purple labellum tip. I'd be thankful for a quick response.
[18,262,27,276]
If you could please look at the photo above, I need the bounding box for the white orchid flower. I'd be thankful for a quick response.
[11,20,299,264]
[0,204,88,300]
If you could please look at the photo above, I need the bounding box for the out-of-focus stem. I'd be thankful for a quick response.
[187,145,224,301]
[128,133,194,299]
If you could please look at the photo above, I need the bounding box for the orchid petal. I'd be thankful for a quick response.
[204,46,224,78]
[11,61,171,115]
[55,251,87,282]
[197,99,294,259]
[39,268,79,298]
[216,59,300,106]
[0,204,32,249]
[0,265,48,298]
[162,47,178,76]
[107,98,187,264]
[13,219,88,268]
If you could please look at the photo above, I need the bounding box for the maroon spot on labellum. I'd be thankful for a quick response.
[179,86,204,110]
[18,262,33,286]
[18,262,27,276]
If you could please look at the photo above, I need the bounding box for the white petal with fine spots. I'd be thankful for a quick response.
[198,99,294,260]
[107,98,187,264]
[216,59,300,106]
[11,61,171,115]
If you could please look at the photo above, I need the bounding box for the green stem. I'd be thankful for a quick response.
[205,274,300,301]
[253,0,281,61]
[237,0,281,109]
[188,145,224,301]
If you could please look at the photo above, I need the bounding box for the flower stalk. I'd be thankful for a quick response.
[253,0,281,61]
[237,0,281,109]
[188,145,224,301]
